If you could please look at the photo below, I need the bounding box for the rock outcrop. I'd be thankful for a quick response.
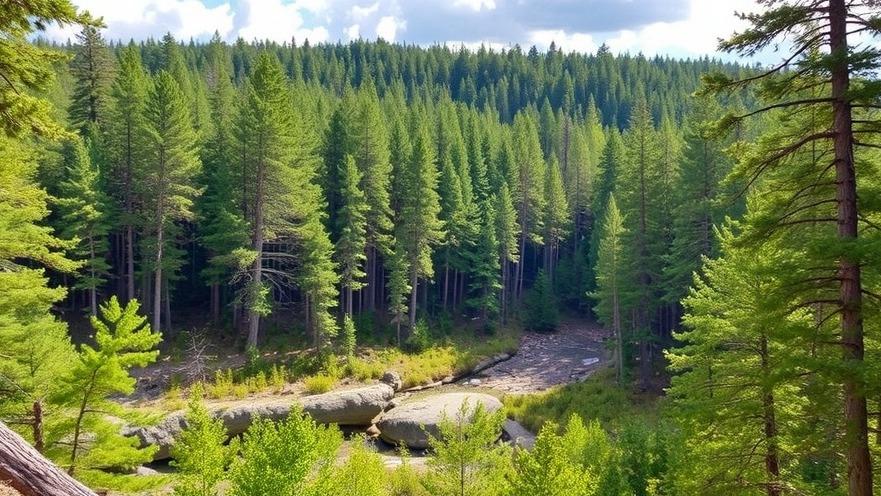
[127,383,394,460]
[376,392,503,449]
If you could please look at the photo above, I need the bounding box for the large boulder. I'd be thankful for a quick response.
[127,383,394,460]
[377,392,503,449]
[302,382,395,425]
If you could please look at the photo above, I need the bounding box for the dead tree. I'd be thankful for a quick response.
[0,421,98,496]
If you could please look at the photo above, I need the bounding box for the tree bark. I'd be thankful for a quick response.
[0,421,98,496]
[828,1,872,494]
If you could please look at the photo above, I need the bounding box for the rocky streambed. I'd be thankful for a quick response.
[127,319,608,465]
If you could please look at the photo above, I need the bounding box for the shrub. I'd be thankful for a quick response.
[269,364,287,391]
[303,374,337,395]
[405,318,432,353]
[170,384,237,496]
[423,401,513,496]
[227,408,342,496]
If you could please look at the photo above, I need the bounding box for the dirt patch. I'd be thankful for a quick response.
[473,319,609,393]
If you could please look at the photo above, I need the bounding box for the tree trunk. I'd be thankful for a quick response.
[125,224,135,303]
[0,421,98,496]
[760,335,781,496]
[152,228,163,335]
[210,283,220,323]
[31,401,43,454]
[829,1,871,494]
[409,271,419,331]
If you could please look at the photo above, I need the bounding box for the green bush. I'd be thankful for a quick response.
[303,374,337,395]
[423,401,513,496]
[405,318,433,353]
[227,408,342,496]
[170,384,237,496]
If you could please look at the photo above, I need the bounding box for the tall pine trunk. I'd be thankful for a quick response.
[829,1,871,492]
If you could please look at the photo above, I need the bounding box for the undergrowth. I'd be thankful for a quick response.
[503,368,662,433]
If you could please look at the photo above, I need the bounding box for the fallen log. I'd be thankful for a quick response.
[0,421,98,496]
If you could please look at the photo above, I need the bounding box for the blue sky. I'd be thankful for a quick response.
[47,0,775,62]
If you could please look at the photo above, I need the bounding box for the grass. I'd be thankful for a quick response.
[77,470,173,495]
[353,326,520,389]
[157,319,521,404]
[503,368,662,433]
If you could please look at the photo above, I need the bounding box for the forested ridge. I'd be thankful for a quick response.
[4,0,881,495]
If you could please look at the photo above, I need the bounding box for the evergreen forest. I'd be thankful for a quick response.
[2,1,881,495]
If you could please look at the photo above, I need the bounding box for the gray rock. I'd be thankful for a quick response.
[503,419,535,450]
[380,370,404,391]
[127,383,394,461]
[302,383,394,425]
[377,392,503,449]
[134,466,160,476]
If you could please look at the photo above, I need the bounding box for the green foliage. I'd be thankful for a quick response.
[227,408,343,496]
[55,135,111,314]
[340,314,357,359]
[589,195,627,384]
[329,437,387,496]
[666,225,819,494]
[303,374,337,395]
[523,270,558,333]
[423,401,512,496]
[170,384,236,496]
[503,369,641,433]
[0,0,95,138]
[404,318,433,353]
[68,24,113,131]
[510,416,627,496]
[53,296,161,475]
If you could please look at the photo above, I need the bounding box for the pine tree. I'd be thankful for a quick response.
[0,0,93,138]
[617,94,662,388]
[511,110,546,302]
[663,97,735,310]
[468,200,501,327]
[56,136,111,316]
[667,224,814,495]
[68,24,113,132]
[396,118,444,331]
[0,133,80,452]
[702,3,881,491]
[196,34,249,323]
[140,70,201,336]
[237,53,296,347]
[386,246,411,346]
[106,42,150,303]
[170,385,237,496]
[335,154,368,318]
[542,154,569,284]
[495,182,520,324]
[590,195,627,385]
[55,297,161,476]
[227,408,342,496]
[350,77,392,312]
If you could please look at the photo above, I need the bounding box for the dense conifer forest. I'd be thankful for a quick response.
[3,1,881,495]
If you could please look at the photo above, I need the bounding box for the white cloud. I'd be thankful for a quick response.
[376,15,404,42]
[49,0,233,42]
[452,0,496,12]
[529,29,599,54]
[605,0,767,60]
[350,2,380,21]
[346,23,361,40]
[237,0,329,44]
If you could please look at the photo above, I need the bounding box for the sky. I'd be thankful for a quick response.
[45,0,776,63]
